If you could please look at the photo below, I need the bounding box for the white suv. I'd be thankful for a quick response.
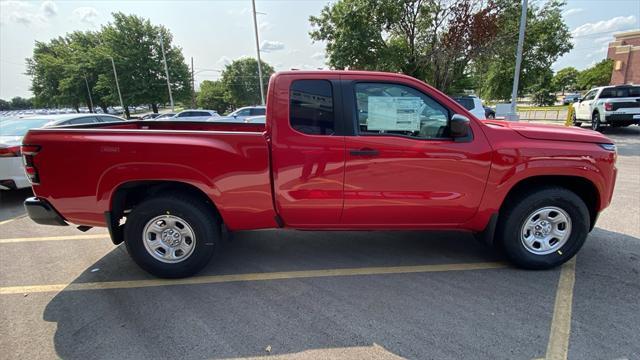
[572,85,640,131]
[451,96,486,120]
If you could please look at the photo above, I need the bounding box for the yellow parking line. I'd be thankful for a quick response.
[0,216,25,226]
[0,233,110,244]
[545,257,577,360]
[0,261,506,295]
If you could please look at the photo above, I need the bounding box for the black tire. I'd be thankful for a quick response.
[124,195,219,278]
[572,112,581,127]
[591,112,602,132]
[496,187,589,270]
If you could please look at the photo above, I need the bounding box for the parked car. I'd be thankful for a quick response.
[22,70,617,278]
[171,109,220,121]
[141,113,161,120]
[451,95,486,119]
[562,93,581,105]
[154,112,176,120]
[572,85,640,131]
[214,114,267,124]
[0,114,124,190]
[483,106,496,119]
[220,106,266,122]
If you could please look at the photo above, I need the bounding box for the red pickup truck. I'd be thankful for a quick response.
[22,71,617,278]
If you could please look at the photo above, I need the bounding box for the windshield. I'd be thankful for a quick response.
[0,119,51,136]
[599,86,640,98]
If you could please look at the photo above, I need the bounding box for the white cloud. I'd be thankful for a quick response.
[227,7,251,16]
[72,7,99,25]
[311,52,325,61]
[217,56,231,67]
[41,1,58,18]
[1,1,47,25]
[260,40,285,52]
[259,21,272,32]
[572,15,637,37]
[563,8,583,17]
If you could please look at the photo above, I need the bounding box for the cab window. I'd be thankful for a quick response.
[290,80,335,135]
[355,83,449,139]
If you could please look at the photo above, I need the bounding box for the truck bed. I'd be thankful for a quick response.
[23,120,277,230]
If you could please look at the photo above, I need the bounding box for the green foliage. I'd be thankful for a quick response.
[552,67,578,93]
[576,59,613,90]
[197,80,231,114]
[475,0,573,101]
[0,97,34,110]
[220,58,274,107]
[27,12,191,116]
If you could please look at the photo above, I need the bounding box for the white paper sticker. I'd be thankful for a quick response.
[367,97,423,131]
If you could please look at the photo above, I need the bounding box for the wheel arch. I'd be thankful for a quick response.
[500,175,600,231]
[106,180,222,245]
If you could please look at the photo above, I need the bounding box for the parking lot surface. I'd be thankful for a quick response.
[0,126,638,359]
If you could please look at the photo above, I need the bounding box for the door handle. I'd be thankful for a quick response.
[350,148,379,157]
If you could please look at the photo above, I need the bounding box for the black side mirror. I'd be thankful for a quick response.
[574,97,581,103]
[451,114,472,142]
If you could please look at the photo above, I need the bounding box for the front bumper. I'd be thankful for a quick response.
[24,197,68,226]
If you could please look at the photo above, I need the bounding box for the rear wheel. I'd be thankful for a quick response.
[124,195,219,278]
[591,112,603,132]
[497,187,589,269]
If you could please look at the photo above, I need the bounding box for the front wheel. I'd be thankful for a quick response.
[124,195,219,278]
[572,112,581,127]
[497,187,589,269]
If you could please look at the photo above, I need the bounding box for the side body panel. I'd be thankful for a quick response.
[24,129,277,230]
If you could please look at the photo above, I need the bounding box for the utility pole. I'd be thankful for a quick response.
[110,56,125,117]
[191,57,196,108]
[159,32,175,111]
[83,75,94,113]
[507,0,528,121]
[251,0,265,105]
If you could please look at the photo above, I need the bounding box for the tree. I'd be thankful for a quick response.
[0,99,12,110]
[309,0,502,93]
[474,0,573,101]
[26,12,191,116]
[552,67,578,94]
[99,13,191,117]
[576,59,613,90]
[10,97,33,110]
[197,80,231,114]
[220,58,274,107]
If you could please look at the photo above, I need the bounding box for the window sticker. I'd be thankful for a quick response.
[367,97,424,131]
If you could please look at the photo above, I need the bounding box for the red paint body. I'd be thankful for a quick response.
[23,71,617,233]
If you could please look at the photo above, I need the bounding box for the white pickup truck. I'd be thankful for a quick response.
[572,85,640,131]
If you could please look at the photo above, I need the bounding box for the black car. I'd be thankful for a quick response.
[484,106,496,119]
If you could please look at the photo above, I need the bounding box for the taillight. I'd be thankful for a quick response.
[21,145,41,185]
[604,102,613,111]
[0,145,21,157]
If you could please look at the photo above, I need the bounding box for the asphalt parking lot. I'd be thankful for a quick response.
[0,125,638,360]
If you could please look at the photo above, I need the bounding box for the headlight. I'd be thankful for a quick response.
[599,143,616,152]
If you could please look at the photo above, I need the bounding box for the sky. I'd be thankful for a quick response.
[0,0,639,99]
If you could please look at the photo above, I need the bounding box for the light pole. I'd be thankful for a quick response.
[109,56,125,116]
[251,0,265,105]
[159,32,175,112]
[191,57,196,108]
[83,75,94,112]
[507,0,528,121]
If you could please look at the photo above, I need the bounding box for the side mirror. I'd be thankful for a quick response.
[233,114,238,118]
[574,97,581,103]
[450,114,472,142]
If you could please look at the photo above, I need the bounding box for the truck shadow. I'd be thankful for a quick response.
[40,228,638,359]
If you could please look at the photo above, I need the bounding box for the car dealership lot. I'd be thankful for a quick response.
[0,126,638,360]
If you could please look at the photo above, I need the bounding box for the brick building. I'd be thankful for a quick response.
[607,29,640,85]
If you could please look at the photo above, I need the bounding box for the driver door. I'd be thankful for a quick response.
[576,90,596,120]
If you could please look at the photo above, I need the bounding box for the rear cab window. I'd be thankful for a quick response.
[289,80,335,135]
[599,86,640,98]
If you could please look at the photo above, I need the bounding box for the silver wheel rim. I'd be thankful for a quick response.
[142,215,196,263]
[520,206,572,255]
